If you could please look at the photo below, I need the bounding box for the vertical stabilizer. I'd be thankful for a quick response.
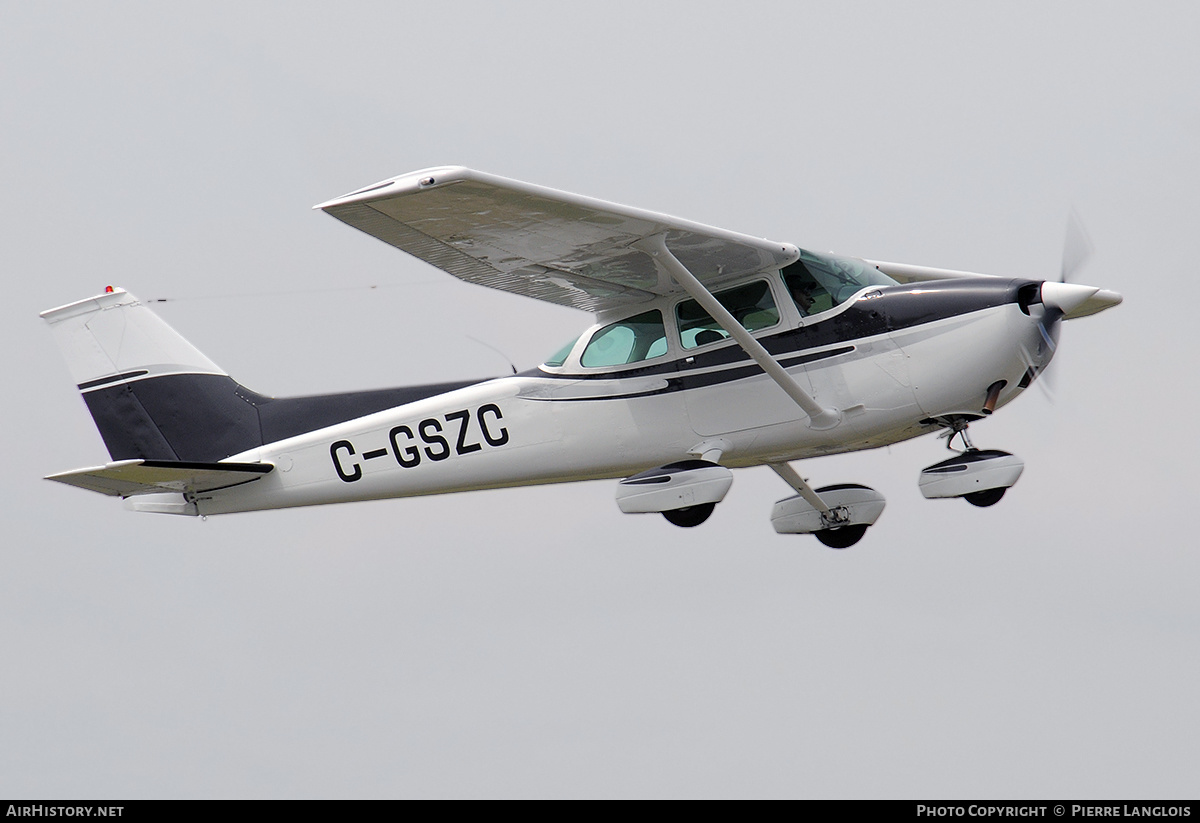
[40,288,226,386]
[41,288,262,462]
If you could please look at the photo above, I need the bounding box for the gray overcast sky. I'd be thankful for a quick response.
[3,1,1198,799]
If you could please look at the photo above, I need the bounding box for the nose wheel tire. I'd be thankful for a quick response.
[814,524,868,549]
[662,503,715,528]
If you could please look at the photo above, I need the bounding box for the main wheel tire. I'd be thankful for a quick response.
[814,524,868,549]
[662,503,715,528]
[964,487,1006,507]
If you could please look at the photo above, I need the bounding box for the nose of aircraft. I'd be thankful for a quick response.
[1041,281,1098,315]
[1040,280,1123,319]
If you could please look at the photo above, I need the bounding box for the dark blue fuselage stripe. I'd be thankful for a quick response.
[523,345,857,402]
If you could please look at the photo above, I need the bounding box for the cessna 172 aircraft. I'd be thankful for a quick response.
[42,167,1121,547]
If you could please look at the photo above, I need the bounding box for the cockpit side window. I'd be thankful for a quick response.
[783,250,898,316]
[782,262,837,316]
[676,280,780,350]
[580,309,668,368]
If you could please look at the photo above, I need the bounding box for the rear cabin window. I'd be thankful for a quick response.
[580,310,668,368]
[676,280,780,349]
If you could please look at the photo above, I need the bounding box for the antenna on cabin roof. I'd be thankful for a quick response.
[464,334,518,375]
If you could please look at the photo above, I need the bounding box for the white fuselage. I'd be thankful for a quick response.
[195,290,1049,516]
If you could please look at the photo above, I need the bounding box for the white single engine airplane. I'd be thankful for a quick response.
[42,167,1121,547]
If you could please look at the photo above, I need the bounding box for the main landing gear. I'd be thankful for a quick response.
[613,457,887,547]
[614,460,733,527]
[768,463,886,549]
[919,417,1025,507]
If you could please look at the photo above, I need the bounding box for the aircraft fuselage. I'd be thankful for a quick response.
[183,276,1048,516]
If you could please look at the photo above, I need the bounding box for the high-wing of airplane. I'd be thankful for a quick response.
[41,167,1121,547]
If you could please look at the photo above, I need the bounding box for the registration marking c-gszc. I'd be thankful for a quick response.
[332,405,509,482]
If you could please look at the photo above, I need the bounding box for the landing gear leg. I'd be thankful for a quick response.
[940,415,976,453]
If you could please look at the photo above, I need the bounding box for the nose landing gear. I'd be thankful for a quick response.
[919,417,1024,506]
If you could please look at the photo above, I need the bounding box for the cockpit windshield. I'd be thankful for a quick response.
[782,249,898,316]
[543,337,578,367]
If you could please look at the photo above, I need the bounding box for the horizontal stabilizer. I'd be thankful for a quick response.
[46,460,273,498]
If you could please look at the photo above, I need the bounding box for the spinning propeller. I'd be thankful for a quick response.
[1023,211,1101,400]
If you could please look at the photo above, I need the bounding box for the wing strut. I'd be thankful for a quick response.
[634,234,841,430]
[769,462,832,514]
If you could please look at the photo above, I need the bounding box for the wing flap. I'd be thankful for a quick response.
[46,460,273,497]
[317,167,798,313]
